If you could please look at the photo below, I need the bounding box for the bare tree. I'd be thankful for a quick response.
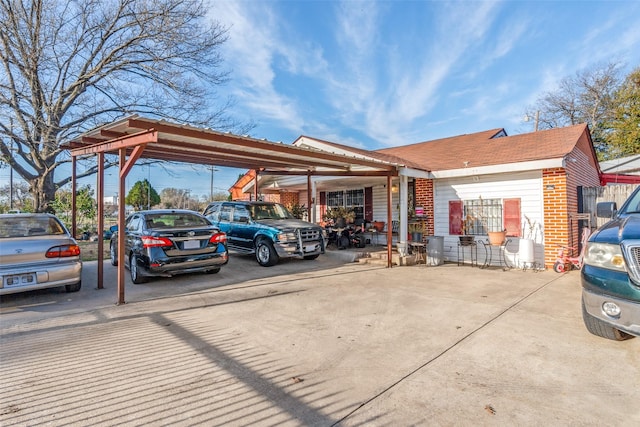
[0,0,247,212]
[527,62,622,158]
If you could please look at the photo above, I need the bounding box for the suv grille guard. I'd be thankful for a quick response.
[623,241,640,286]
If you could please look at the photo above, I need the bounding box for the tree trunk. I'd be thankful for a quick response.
[32,173,58,213]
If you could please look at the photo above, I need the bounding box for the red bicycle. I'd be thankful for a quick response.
[553,228,591,273]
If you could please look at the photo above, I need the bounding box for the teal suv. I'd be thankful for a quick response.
[582,185,640,340]
[203,201,325,267]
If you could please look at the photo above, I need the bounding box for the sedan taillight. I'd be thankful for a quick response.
[209,232,227,244]
[46,244,81,258]
[142,236,174,248]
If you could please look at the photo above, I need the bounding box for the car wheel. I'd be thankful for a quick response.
[204,268,221,274]
[552,261,565,273]
[129,253,148,284]
[110,242,118,266]
[65,281,82,292]
[256,240,279,267]
[304,254,320,260]
[582,298,633,341]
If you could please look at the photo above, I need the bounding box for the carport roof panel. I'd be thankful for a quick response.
[68,115,399,173]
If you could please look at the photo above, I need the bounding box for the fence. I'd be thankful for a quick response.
[581,184,639,228]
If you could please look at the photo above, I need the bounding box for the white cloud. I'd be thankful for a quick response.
[209,1,305,132]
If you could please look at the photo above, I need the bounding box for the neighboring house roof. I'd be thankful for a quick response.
[376,124,590,171]
[599,155,640,175]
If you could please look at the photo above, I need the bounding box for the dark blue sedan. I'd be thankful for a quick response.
[109,209,228,284]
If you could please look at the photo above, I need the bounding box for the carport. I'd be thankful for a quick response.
[66,115,400,304]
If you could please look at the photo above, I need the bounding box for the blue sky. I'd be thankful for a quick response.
[10,0,639,202]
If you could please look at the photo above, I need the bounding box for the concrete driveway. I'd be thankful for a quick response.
[1,253,639,426]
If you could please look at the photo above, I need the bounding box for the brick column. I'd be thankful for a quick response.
[542,168,569,268]
[414,178,434,235]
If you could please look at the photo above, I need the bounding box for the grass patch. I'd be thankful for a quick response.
[78,241,110,262]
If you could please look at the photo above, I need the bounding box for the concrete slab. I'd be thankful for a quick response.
[1,256,639,426]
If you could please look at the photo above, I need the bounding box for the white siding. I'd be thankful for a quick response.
[434,171,545,266]
[372,184,399,228]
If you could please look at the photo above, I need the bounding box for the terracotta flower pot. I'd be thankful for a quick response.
[488,231,506,246]
[372,221,385,232]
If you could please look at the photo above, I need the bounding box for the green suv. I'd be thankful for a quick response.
[581,185,640,340]
[203,201,325,266]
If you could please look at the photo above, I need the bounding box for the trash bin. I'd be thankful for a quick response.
[426,236,444,266]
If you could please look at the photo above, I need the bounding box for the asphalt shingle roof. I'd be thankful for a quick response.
[376,123,589,171]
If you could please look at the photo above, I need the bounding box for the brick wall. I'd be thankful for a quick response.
[542,141,600,268]
[279,192,298,207]
[542,168,569,267]
[414,178,434,235]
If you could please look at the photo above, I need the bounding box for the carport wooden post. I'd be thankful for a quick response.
[117,148,126,303]
[116,141,151,304]
[254,169,259,201]
[97,152,105,289]
[71,156,77,238]
[387,175,392,267]
[307,173,312,221]
[69,128,157,305]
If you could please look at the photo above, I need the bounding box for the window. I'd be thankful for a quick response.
[233,206,250,222]
[219,205,232,222]
[464,198,502,235]
[449,198,521,237]
[326,191,344,208]
[327,189,365,222]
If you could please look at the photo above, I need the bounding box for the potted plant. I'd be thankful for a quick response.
[518,215,538,265]
[286,203,307,220]
[487,229,507,246]
[459,214,476,246]
[408,222,424,243]
[322,207,355,227]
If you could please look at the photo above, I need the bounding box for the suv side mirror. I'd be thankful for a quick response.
[596,202,617,219]
[110,225,118,232]
[238,215,250,223]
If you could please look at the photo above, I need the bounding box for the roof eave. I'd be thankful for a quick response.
[431,158,565,178]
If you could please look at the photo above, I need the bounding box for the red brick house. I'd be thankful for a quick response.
[231,123,605,268]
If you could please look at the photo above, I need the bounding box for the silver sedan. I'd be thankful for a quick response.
[0,213,82,295]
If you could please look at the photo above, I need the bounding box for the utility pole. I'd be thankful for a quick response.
[147,165,151,210]
[209,166,218,201]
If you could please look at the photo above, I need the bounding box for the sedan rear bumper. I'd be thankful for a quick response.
[140,252,228,277]
[0,260,82,295]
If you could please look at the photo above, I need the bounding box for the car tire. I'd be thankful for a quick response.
[304,254,320,260]
[110,242,118,266]
[256,240,279,267]
[204,268,221,274]
[553,261,565,273]
[65,281,82,292]
[129,253,148,284]
[582,298,633,341]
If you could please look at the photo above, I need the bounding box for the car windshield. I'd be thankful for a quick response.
[249,204,293,220]
[620,188,640,214]
[0,216,66,238]
[145,213,210,228]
